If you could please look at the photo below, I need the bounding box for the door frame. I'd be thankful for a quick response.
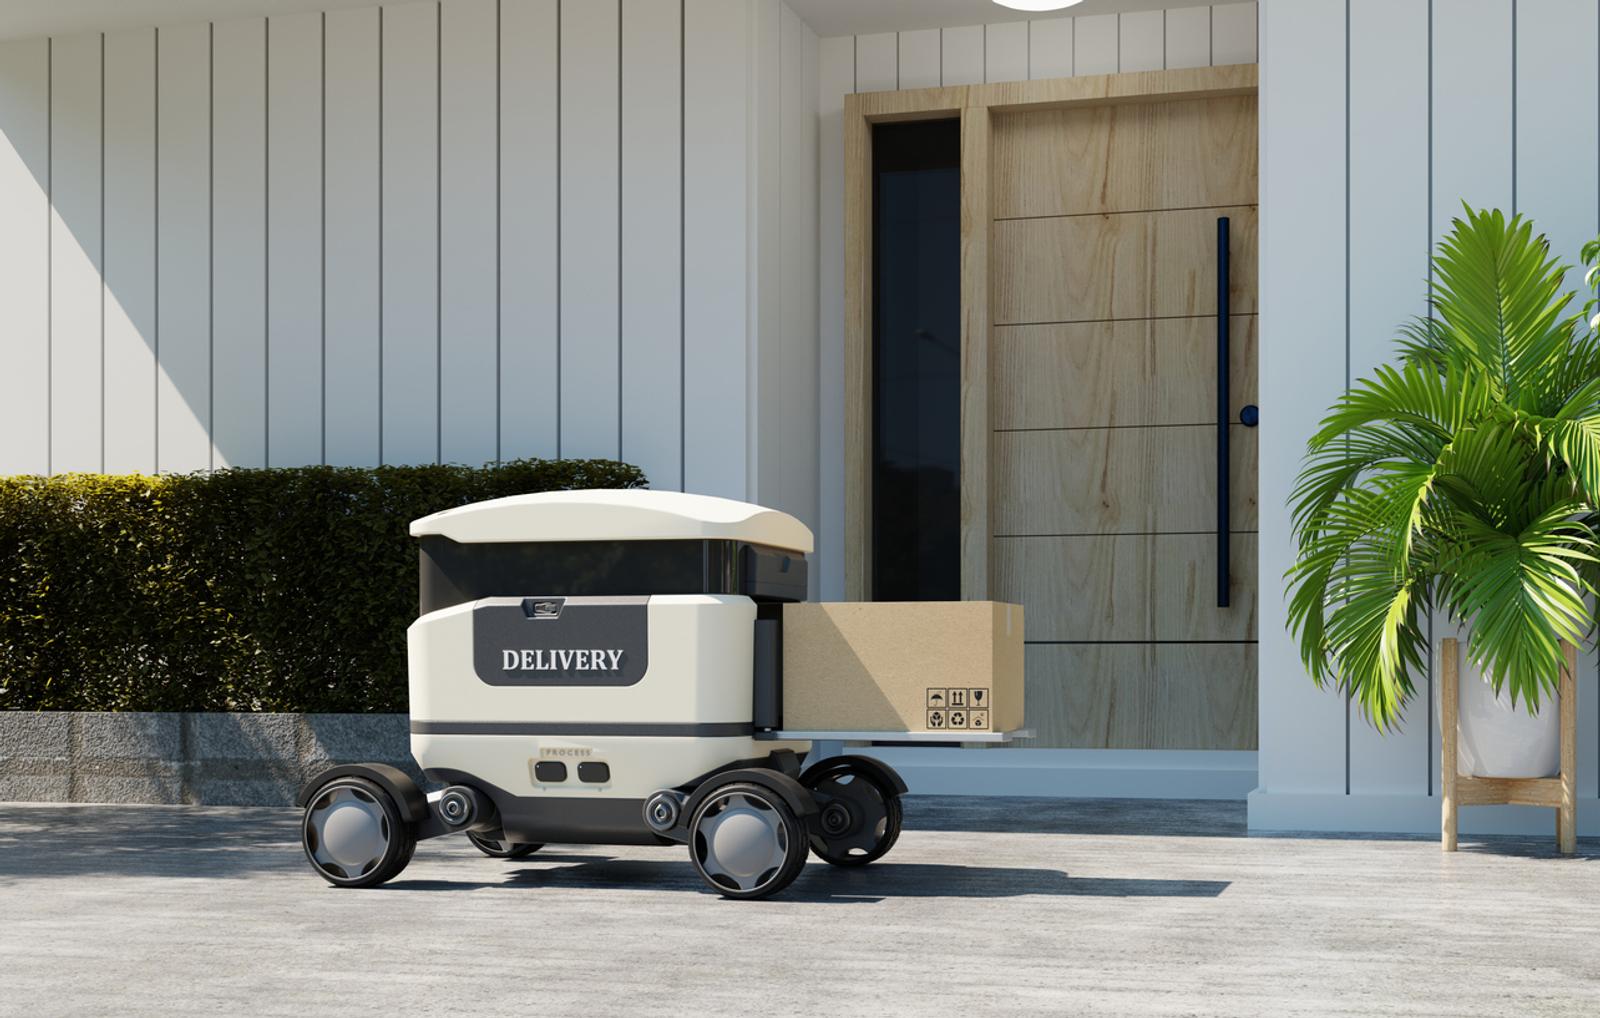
[842,63,1259,602]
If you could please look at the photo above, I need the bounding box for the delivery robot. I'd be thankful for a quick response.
[297,489,906,899]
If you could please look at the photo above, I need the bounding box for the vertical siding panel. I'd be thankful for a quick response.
[897,28,940,90]
[753,0,781,505]
[1028,18,1072,79]
[984,21,1028,84]
[1117,11,1164,73]
[1347,0,1431,796]
[211,17,266,469]
[380,2,438,465]
[1212,2,1258,65]
[854,31,896,93]
[1432,5,1513,312]
[1515,0,1600,801]
[499,0,558,461]
[266,13,323,466]
[799,20,821,598]
[323,7,380,466]
[683,0,748,498]
[156,23,212,474]
[1516,1,1599,262]
[558,0,620,461]
[1256,0,1349,797]
[779,6,817,536]
[0,39,49,475]
[816,33,852,598]
[438,0,497,466]
[49,34,103,474]
[103,28,157,474]
[1164,7,1210,70]
[940,26,983,86]
[620,0,682,489]
[1073,14,1118,75]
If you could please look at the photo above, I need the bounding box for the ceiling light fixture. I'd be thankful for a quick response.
[991,0,1087,11]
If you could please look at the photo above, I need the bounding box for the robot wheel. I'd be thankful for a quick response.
[687,782,809,900]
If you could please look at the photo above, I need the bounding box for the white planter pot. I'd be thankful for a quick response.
[1439,620,1561,779]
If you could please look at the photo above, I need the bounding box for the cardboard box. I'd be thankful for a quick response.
[781,601,1024,733]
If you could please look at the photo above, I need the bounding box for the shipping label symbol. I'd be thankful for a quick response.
[949,710,968,729]
[968,710,988,730]
[926,688,948,708]
[948,689,967,708]
[927,709,946,729]
[969,688,988,707]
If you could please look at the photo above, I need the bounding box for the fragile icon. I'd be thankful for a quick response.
[969,688,987,707]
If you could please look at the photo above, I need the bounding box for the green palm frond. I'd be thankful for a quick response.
[1288,206,1600,729]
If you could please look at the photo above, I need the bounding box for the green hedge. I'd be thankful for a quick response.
[0,459,645,713]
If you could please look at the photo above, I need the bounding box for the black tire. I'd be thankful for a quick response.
[466,830,544,859]
[302,776,416,888]
[801,761,903,867]
[687,782,808,900]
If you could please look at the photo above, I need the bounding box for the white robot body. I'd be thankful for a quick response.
[408,593,807,842]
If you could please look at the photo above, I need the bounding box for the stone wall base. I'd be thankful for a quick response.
[0,712,419,806]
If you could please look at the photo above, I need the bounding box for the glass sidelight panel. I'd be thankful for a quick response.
[870,119,960,601]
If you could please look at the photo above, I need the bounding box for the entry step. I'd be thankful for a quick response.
[755,728,1033,744]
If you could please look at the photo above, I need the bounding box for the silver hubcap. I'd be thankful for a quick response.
[305,785,391,880]
[694,791,790,893]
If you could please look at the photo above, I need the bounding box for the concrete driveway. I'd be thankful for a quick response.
[1,797,1597,1017]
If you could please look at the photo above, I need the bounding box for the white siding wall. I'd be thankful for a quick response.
[0,0,821,585]
[1253,0,1600,835]
[814,4,1259,601]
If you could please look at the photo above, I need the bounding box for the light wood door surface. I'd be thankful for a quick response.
[989,95,1258,751]
[993,316,1258,431]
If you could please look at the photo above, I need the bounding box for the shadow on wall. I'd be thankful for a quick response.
[1,24,520,474]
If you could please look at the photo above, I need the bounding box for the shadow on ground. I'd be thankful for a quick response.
[3,799,1591,887]
[0,803,1234,898]
[388,858,1230,902]
[0,805,305,879]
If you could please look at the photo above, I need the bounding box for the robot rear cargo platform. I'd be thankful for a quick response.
[300,489,1025,899]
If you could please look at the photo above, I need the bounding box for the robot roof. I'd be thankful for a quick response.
[410,488,814,554]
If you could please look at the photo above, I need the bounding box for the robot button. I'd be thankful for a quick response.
[534,760,568,782]
[578,761,611,784]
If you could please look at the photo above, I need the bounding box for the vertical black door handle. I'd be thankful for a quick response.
[1216,217,1231,609]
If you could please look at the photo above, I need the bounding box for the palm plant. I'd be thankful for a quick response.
[1287,206,1600,730]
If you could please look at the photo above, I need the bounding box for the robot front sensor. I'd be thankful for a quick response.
[296,489,910,900]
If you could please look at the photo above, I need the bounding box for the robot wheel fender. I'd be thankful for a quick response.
[799,754,908,797]
[682,767,818,831]
[297,763,429,825]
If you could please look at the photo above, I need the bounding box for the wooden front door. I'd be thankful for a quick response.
[986,94,1260,750]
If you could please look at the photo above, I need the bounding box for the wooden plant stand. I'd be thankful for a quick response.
[1440,638,1577,854]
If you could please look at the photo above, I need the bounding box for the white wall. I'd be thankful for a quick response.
[0,0,822,591]
[1253,0,1600,835]
[813,3,1259,600]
